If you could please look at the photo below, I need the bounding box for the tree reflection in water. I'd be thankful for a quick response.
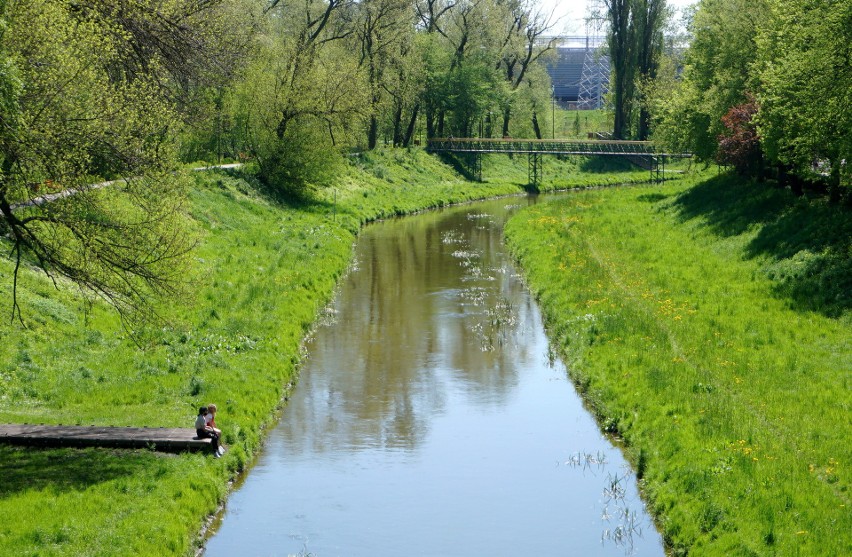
[204,196,663,557]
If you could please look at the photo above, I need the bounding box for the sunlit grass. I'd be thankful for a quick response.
[504,173,851,556]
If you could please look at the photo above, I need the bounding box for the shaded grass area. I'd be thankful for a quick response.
[0,445,223,556]
[0,147,684,556]
[504,174,851,556]
[673,174,852,317]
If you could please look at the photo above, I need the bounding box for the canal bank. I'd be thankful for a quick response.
[0,149,675,556]
[202,195,665,556]
[503,177,852,556]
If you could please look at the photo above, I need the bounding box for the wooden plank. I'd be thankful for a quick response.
[0,424,214,453]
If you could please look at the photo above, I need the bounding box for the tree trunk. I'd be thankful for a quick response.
[368,115,378,150]
[502,105,511,137]
[612,72,630,139]
[828,159,842,204]
[637,106,650,140]
[608,0,635,140]
[392,104,403,146]
[532,112,543,140]
[403,103,419,146]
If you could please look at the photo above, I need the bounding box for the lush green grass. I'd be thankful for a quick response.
[504,173,851,556]
[0,147,677,556]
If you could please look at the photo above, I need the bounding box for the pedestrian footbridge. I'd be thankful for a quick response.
[426,138,692,185]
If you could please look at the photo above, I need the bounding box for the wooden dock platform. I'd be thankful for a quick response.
[0,424,214,453]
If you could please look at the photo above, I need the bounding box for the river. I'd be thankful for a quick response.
[203,194,664,556]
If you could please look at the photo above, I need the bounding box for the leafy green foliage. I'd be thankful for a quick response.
[653,0,849,201]
[231,5,365,194]
[653,0,769,159]
[0,0,251,321]
[258,120,343,196]
[756,0,852,199]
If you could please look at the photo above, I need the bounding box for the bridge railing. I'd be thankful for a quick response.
[427,137,691,157]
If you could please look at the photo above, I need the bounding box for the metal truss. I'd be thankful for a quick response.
[577,44,609,110]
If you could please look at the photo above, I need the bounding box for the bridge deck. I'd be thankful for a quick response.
[0,424,213,453]
[427,138,691,157]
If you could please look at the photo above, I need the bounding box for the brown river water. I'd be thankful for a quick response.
[203,194,664,556]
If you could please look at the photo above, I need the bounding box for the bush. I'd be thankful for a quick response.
[257,118,342,197]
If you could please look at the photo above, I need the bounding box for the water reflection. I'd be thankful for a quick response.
[204,195,664,557]
[285,203,538,455]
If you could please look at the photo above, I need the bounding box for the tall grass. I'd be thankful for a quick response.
[504,173,851,556]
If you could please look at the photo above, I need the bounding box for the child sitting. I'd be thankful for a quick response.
[195,406,221,457]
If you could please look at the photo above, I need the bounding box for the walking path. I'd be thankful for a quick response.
[9,163,243,212]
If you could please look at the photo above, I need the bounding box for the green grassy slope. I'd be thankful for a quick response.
[504,174,851,556]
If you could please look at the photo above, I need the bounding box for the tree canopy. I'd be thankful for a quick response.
[0,0,565,316]
[0,0,253,322]
[651,0,851,200]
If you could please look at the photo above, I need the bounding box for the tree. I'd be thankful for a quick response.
[633,0,666,140]
[717,98,760,175]
[652,0,768,159]
[386,35,426,146]
[445,48,499,137]
[756,0,852,202]
[593,0,667,140]
[0,0,247,323]
[413,0,557,140]
[355,0,412,149]
[237,0,366,193]
[645,3,692,150]
[601,0,635,139]
[433,0,482,137]
[494,0,557,138]
[416,0,499,138]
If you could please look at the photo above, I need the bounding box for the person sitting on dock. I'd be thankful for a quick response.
[195,406,221,457]
[205,403,225,456]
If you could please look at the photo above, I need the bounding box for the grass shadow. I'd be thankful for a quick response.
[671,173,789,237]
[207,166,336,217]
[673,174,851,317]
[578,156,634,173]
[436,152,480,182]
[637,192,671,203]
[0,445,159,498]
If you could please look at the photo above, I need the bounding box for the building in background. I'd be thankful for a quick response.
[546,36,609,109]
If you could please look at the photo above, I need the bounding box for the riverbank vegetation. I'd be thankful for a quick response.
[3,0,847,323]
[504,175,850,556]
[0,148,661,556]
